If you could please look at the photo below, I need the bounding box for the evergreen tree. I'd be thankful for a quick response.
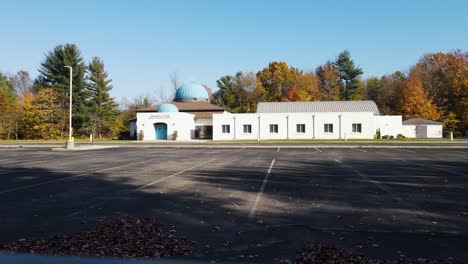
[37,43,88,134]
[87,57,119,139]
[334,50,363,100]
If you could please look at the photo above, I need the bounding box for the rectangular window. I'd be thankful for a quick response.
[269,124,278,133]
[324,124,333,133]
[243,124,252,134]
[296,124,305,133]
[352,123,362,133]
[222,125,230,133]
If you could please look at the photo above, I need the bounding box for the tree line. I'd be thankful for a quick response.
[0,44,123,140]
[212,50,467,137]
[1,45,467,140]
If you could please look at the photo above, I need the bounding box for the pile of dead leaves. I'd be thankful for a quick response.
[296,243,454,264]
[0,216,192,259]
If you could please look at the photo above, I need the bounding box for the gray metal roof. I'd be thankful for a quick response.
[402,118,443,125]
[256,100,380,115]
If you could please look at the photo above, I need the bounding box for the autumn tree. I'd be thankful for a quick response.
[0,73,18,139]
[284,73,320,102]
[334,50,363,100]
[399,72,440,120]
[412,50,468,134]
[315,62,342,101]
[215,72,258,112]
[256,62,300,101]
[31,88,67,140]
[87,57,120,139]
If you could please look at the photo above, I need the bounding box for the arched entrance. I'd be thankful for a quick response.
[154,123,168,140]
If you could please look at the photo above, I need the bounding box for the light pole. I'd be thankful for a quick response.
[65,66,74,149]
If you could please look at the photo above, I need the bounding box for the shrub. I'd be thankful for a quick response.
[389,135,394,139]
[375,129,381,139]
[138,130,144,141]
[172,130,178,140]
[397,134,406,139]
[382,135,389,139]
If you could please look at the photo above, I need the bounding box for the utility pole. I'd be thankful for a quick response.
[65,66,74,149]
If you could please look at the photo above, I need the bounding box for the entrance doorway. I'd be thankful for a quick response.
[154,123,168,140]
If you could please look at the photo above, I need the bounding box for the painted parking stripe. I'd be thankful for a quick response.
[135,158,216,191]
[399,149,416,153]
[0,157,163,195]
[277,147,280,153]
[314,147,322,153]
[400,159,466,176]
[249,159,276,219]
[354,148,368,152]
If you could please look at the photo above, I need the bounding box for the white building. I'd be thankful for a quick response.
[132,83,442,140]
[213,101,402,140]
[402,118,443,138]
[132,83,227,141]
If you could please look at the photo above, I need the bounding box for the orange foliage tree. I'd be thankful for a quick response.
[400,73,441,120]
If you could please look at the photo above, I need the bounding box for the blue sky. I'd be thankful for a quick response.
[1,0,467,102]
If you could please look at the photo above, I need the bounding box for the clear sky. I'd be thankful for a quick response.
[1,0,467,102]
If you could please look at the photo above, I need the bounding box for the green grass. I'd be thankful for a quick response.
[212,138,466,143]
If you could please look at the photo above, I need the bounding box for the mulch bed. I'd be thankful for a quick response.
[0,216,192,259]
[296,243,455,264]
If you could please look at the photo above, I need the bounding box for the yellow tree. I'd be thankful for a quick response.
[400,73,441,120]
[33,88,67,140]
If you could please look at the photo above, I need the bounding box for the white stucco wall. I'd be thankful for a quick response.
[402,124,443,138]
[213,112,376,140]
[195,118,213,126]
[374,116,403,137]
[426,125,443,138]
[402,125,416,138]
[136,112,195,141]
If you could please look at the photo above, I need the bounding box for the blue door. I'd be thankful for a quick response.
[154,123,167,140]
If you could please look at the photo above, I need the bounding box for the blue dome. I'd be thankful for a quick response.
[157,103,179,113]
[174,83,209,102]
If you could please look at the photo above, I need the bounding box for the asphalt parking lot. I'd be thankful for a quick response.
[0,147,467,263]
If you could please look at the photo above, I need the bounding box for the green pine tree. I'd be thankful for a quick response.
[334,50,363,100]
[37,43,89,135]
[87,57,119,139]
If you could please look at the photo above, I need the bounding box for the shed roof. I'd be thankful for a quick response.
[402,118,443,125]
[256,101,380,115]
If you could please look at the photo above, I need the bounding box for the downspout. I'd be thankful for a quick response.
[257,115,261,141]
[338,114,342,139]
[312,115,315,139]
[233,116,236,140]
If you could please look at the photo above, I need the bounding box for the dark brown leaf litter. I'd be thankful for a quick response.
[0,216,192,259]
[296,243,454,264]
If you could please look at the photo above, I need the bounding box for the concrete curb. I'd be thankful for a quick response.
[50,146,121,151]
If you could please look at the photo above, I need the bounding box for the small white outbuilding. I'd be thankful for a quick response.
[402,118,443,138]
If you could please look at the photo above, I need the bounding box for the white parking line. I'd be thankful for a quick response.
[400,159,466,176]
[248,159,276,219]
[314,147,322,153]
[354,148,368,152]
[135,158,216,191]
[0,157,162,195]
[399,149,416,153]
[277,147,280,153]
[134,147,245,191]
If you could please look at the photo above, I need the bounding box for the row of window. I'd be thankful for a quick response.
[221,123,362,134]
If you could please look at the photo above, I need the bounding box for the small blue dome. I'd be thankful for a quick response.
[157,103,179,113]
[175,83,209,102]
